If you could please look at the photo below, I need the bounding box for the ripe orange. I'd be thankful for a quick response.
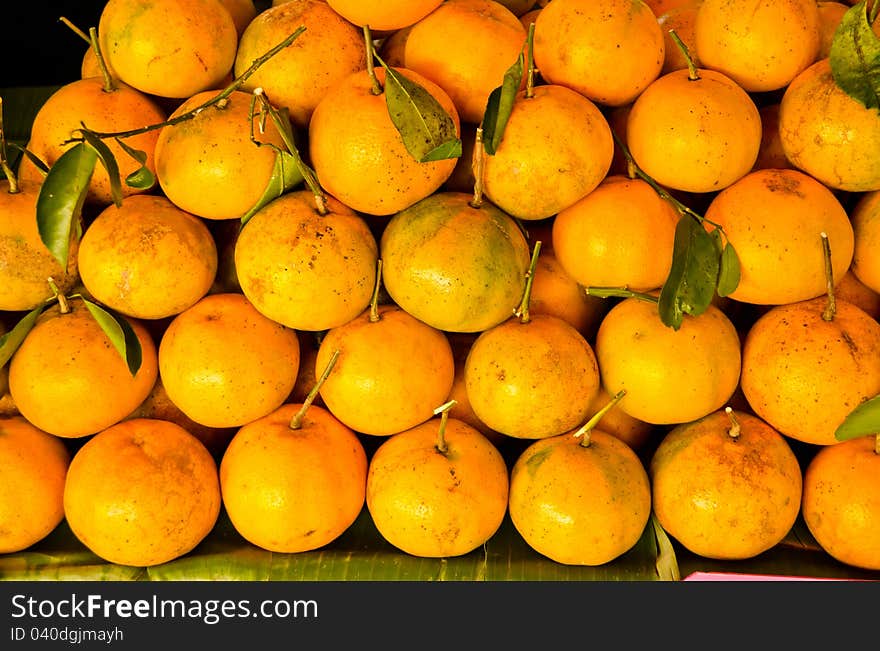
[326,0,443,31]
[0,179,79,312]
[98,0,238,99]
[366,414,509,558]
[233,0,366,130]
[594,297,742,425]
[508,426,652,566]
[77,194,218,320]
[584,387,655,452]
[8,301,158,439]
[153,89,288,221]
[533,0,665,107]
[234,190,379,332]
[626,67,762,194]
[551,174,681,292]
[740,296,880,447]
[308,66,460,217]
[444,333,505,447]
[650,409,803,560]
[802,435,880,571]
[158,293,301,429]
[219,0,258,37]
[752,103,795,171]
[849,190,880,294]
[702,168,854,305]
[481,84,614,222]
[817,1,851,60]
[63,418,221,567]
[694,0,821,92]
[0,417,70,554]
[315,303,456,436]
[835,268,880,321]
[220,402,368,553]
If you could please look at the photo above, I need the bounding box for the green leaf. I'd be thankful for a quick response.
[36,142,96,269]
[376,56,462,163]
[80,130,123,207]
[658,215,720,330]
[716,240,741,298]
[0,302,47,368]
[240,149,305,227]
[115,137,156,190]
[81,299,142,376]
[834,393,880,441]
[829,0,880,110]
[481,52,524,155]
[651,513,680,581]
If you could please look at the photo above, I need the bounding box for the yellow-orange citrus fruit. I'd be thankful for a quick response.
[379,0,526,124]
[379,191,531,332]
[219,0,258,36]
[234,190,379,332]
[817,1,851,59]
[552,175,681,291]
[584,387,655,452]
[836,268,880,321]
[233,0,366,130]
[508,427,652,566]
[24,76,166,206]
[533,0,665,107]
[444,334,505,446]
[315,303,455,436]
[9,301,158,438]
[694,0,821,92]
[482,84,614,221]
[98,0,238,99]
[220,402,367,553]
[154,90,288,221]
[366,415,509,558]
[0,417,70,554]
[496,0,538,17]
[802,435,880,571]
[309,66,460,216]
[63,418,221,567]
[465,313,601,439]
[650,409,803,560]
[703,168,854,305]
[657,0,703,75]
[740,296,880,447]
[78,194,218,320]
[626,67,762,194]
[0,180,79,312]
[779,58,880,193]
[158,293,301,429]
[326,0,443,31]
[851,190,880,294]
[594,297,742,425]
[753,103,795,171]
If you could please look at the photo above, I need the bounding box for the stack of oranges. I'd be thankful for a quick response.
[1,0,879,575]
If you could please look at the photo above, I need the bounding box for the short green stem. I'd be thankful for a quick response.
[364,25,383,95]
[820,232,836,322]
[433,400,457,455]
[668,29,699,81]
[470,127,485,209]
[89,27,117,93]
[573,389,626,447]
[369,259,383,323]
[525,22,536,99]
[585,286,659,303]
[515,241,542,324]
[290,348,340,430]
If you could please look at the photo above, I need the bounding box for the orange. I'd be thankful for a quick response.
[851,190,880,294]
[802,435,880,571]
[650,409,803,560]
[153,89,288,221]
[551,175,681,292]
[98,0,238,99]
[481,84,614,221]
[233,0,366,130]
[220,402,367,553]
[0,179,79,312]
[326,0,444,31]
[315,303,455,436]
[508,427,652,566]
[379,191,531,333]
[63,418,221,567]
[8,300,158,439]
[584,387,655,452]
[657,0,704,75]
[835,268,880,321]
[234,190,379,332]
[740,296,880,447]
[308,66,460,217]
[702,168,854,305]
[594,297,742,425]
[496,0,539,16]
[77,194,218,320]
[366,414,509,558]
[778,58,880,193]
[519,8,542,31]
[444,333,505,447]
[464,313,601,439]
[24,76,167,206]
[0,417,70,554]
[533,0,665,107]
[694,0,821,92]
[158,293,301,429]
[219,0,258,37]
[626,67,762,194]
[752,103,795,171]
[378,0,527,124]
[817,1,851,59]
